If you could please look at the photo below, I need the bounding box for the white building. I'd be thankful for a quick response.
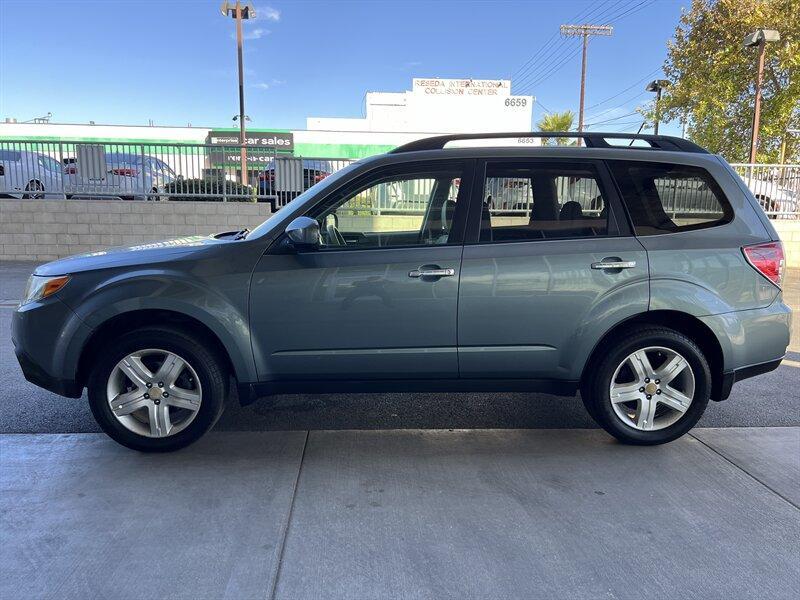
[1,78,536,159]
[307,78,533,134]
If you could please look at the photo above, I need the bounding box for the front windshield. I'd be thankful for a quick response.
[248,160,363,238]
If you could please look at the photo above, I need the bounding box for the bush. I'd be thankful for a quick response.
[164,178,254,202]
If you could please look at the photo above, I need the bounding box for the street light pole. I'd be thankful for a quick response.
[221,1,256,183]
[646,80,669,135]
[744,29,780,163]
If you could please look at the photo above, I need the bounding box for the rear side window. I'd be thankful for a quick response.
[609,161,732,235]
[480,162,609,242]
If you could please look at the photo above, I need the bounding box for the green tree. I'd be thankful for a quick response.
[654,0,799,162]
[537,110,576,145]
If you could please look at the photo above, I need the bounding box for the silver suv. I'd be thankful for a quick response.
[12,133,791,451]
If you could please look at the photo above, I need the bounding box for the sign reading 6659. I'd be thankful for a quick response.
[504,98,528,108]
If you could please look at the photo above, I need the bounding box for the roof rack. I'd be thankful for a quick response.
[390,132,709,154]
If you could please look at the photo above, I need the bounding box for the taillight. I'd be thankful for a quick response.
[111,168,138,177]
[64,166,76,174]
[743,241,784,287]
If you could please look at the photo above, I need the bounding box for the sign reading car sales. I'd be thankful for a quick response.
[207,130,294,163]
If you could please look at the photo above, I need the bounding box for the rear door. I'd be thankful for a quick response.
[457,158,649,382]
[249,159,472,382]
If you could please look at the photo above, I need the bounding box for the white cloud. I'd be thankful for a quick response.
[258,6,281,21]
[232,27,269,40]
[252,82,270,90]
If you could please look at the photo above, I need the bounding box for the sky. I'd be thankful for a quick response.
[0,0,690,136]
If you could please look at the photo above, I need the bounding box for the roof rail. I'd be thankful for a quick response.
[390,132,709,154]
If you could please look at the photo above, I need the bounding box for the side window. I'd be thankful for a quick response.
[480,162,609,242]
[309,164,464,250]
[608,161,732,235]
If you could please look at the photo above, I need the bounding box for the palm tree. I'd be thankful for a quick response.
[536,111,575,145]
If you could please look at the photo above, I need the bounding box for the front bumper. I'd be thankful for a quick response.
[14,343,82,397]
[12,298,91,399]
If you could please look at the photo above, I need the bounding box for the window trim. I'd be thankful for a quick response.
[463,158,630,245]
[275,159,475,254]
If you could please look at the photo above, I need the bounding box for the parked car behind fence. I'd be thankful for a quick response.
[0,140,797,219]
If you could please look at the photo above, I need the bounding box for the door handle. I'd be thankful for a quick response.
[591,260,636,270]
[409,268,456,278]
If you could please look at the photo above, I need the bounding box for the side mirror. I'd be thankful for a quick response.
[285,216,320,247]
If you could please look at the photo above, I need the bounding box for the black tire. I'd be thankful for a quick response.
[23,180,44,199]
[87,326,228,452]
[581,327,711,445]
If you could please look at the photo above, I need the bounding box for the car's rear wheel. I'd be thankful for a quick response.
[582,327,711,445]
[87,327,227,452]
[23,180,45,199]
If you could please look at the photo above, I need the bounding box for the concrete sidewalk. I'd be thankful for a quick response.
[2,428,798,599]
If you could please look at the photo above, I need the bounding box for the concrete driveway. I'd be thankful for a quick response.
[2,428,799,599]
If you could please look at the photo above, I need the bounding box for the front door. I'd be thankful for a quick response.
[250,159,472,382]
[458,158,649,381]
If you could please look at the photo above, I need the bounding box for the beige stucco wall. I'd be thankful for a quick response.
[0,199,272,261]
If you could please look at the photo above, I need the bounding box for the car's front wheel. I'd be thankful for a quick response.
[87,327,228,452]
[582,327,711,445]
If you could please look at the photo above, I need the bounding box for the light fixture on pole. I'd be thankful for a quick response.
[744,28,780,163]
[645,80,669,135]
[220,0,256,182]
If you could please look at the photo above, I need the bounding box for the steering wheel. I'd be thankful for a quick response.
[325,221,347,247]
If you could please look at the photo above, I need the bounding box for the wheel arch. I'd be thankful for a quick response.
[76,309,236,389]
[581,310,726,401]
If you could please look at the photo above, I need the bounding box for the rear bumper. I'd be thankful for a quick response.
[716,356,784,401]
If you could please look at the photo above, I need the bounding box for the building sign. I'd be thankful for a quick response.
[412,78,511,97]
[207,130,293,164]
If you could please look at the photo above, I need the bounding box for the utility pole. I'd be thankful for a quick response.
[221,1,256,183]
[560,24,613,144]
[744,29,780,163]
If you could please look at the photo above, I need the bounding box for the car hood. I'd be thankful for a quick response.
[35,235,225,276]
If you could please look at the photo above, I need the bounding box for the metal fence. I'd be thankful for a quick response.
[731,163,800,219]
[0,139,354,208]
[0,139,797,219]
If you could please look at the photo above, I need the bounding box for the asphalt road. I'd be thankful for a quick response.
[2,261,799,433]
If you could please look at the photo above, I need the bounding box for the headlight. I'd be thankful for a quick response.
[21,275,70,305]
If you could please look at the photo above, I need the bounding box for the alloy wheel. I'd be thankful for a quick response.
[24,181,44,199]
[609,346,695,431]
[106,349,203,438]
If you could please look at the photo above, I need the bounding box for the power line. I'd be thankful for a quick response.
[585,67,662,110]
[512,0,608,80]
[512,0,631,91]
[585,90,648,121]
[513,1,658,97]
[585,110,640,126]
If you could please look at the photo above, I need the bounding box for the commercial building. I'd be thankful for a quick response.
[0,78,534,159]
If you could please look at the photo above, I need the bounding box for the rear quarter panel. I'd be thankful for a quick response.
[636,157,778,316]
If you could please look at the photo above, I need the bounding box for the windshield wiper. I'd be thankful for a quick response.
[233,228,250,240]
